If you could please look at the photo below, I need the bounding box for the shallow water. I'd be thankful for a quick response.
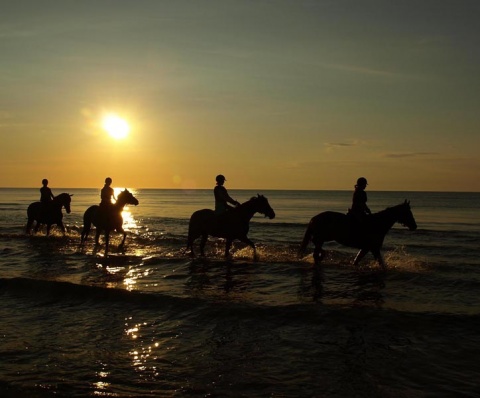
[1,188,479,397]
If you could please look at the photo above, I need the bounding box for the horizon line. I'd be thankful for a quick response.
[1,187,479,194]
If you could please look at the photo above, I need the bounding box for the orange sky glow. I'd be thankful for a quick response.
[1,1,479,192]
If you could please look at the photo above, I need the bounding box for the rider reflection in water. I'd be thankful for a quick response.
[214,174,240,215]
[100,177,116,207]
[348,177,371,223]
[40,178,55,204]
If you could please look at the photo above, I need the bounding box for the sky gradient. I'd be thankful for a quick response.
[1,0,479,191]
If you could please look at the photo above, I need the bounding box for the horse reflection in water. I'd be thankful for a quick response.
[300,200,417,268]
[26,193,73,236]
[187,194,275,260]
[80,189,139,254]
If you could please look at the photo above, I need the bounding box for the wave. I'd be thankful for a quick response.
[0,277,204,309]
[3,276,480,322]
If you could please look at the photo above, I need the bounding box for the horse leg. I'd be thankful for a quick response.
[353,249,369,266]
[105,231,110,255]
[59,221,66,236]
[119,228,127,249]
[200,234,208,257]
[186,235,196,257]
[225,239,233,258]
[94,229,102,246]
[238,236,257,260]
[81,224,90,244]
[372,249,386,269]
[46,224,52,236]
[26,218,33,234]
[312,239,324,265]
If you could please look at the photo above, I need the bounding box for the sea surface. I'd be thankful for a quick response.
[1,188,479,397]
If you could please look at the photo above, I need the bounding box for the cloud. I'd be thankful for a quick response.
[324,140,365,150]
[384,152,439,159]
[320,63,400,78]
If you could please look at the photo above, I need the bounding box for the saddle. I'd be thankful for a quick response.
[347,211,371,239]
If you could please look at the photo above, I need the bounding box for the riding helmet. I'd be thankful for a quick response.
[356,177,368,186]
[105,177,112,184]
[216,174,226,183]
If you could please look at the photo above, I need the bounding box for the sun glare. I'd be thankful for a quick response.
[102,114,130,140]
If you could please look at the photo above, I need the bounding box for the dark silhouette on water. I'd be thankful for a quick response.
[80,189,139,254]
[40,178,55,203]
[348,177,371,221]
[214,174,239,215]
[187,194,275,259]
[300,201,417,268]
[26,192,73,235]
[100,177,116,206]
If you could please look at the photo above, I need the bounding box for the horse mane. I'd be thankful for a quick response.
[373,201,409,218]
[53,193,72,201]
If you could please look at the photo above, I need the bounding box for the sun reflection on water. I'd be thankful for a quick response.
[92,367,111,395]
[125,320,161,371]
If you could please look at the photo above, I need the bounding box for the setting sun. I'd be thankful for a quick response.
[102,114,130,140]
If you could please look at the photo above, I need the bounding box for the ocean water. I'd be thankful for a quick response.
[1,188,479,397]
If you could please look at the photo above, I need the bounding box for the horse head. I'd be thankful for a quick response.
[54,193,73,214]
[117,189,139,207]
[254,194,275,219]
[398,200,417,231]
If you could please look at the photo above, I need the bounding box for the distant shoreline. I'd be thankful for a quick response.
[0,187,479,194]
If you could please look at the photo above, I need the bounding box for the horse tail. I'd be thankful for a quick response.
[185,214,195,254]
[26,203,36,234]
[26,217,34,235]
[81,206,96,244]
[299,219,314,257]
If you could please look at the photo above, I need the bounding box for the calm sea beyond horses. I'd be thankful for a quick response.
[187,194,276,259]
[300,200,417,268]
[26,193,73,236]
[80,189,139,254]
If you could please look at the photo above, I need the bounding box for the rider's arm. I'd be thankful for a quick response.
[218,187,239,206]
[225,192,239,206]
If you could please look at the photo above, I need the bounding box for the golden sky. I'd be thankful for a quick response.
[1,1,479,191]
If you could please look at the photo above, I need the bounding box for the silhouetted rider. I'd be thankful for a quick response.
[40,179,54,204]
[214,174,239,215]
[100,177,116,207]
[348,177,371,223]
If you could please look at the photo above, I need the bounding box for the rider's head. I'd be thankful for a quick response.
[105,177,112,185]
[42,179,48,186]
[356,177,368,188]
[216,174,226,184]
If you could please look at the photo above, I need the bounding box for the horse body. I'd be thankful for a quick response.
[26,193,72,235]
[80,189,139,254]
[300,201,417,268]
[187,194,275,258]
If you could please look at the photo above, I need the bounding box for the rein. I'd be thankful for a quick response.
[236,198,260,221]
[372,204,406,232]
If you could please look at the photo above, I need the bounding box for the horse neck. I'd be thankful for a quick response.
[53,193,67,207]
[237,200,258,221]
[373,206,401,232]
[114,197,128,210]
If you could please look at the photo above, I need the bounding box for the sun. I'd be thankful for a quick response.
[102,114,130,140]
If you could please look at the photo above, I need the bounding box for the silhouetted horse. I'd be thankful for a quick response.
[80,189,139,254]
[187,194,276,259]
[26,193,73,235]
[299,200,417,268]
